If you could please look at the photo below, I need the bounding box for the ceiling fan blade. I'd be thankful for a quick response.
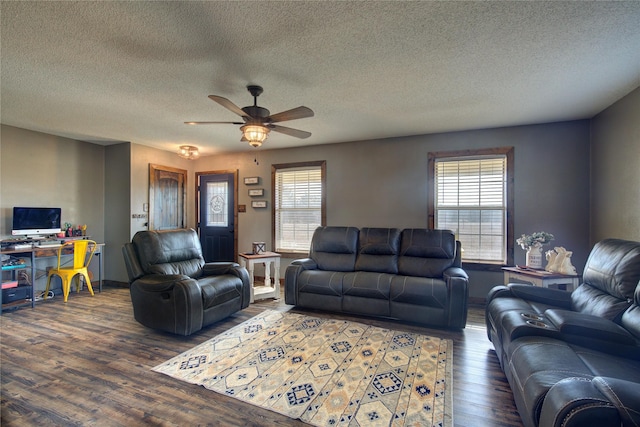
[208,95,249,118]
[267,106,314,123]
[269,124,312,139]
[184,121,244,125]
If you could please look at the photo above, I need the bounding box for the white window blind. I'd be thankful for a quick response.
[274,165,323,253]
[435,156,507,263]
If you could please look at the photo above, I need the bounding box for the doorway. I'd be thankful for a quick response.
[197,170,238,262]
[149,164,187,230]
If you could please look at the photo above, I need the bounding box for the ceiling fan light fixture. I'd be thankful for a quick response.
[178,145,199,160]
[241,124,269,148]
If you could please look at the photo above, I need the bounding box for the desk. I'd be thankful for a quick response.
[1,243,104,311]
[503,266,579,291]
[238,252,280,303]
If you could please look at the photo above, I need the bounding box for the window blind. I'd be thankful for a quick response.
[435,156,506,263]
[275,165,323,252]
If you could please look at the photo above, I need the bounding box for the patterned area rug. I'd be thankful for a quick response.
[153,310,453,427]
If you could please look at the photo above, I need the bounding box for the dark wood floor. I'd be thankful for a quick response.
[1,286,523,426]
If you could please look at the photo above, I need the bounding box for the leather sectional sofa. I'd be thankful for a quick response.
[122,228,250,336]
[486,238,640,427]
[285,226,469,328]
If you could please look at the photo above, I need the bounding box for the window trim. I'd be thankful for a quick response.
[271,160,326,257]
[427,147,514,271]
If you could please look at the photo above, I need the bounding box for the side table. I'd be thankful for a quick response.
[238,252,281,303]
[502,266,580,291]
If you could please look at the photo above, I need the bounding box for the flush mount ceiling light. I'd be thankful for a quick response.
[240,124,270,148]
[178,145,199,160]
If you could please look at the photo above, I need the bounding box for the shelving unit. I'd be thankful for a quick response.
[1,255,35,312]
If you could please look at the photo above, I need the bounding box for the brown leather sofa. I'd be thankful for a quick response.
[122,228,250,336]
[285,226,469,328]
[486,238,640,427]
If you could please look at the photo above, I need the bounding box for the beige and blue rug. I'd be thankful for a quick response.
[153,309,453,427]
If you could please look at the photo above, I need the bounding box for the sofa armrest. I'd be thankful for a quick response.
[539,376,639,427]
[593,377,640,426]
[130,274,204,336]
[291,258,318,270]
[507,283,573,309]
[284,258,318,305]
[545,309,639,358]
[444,267,469,329]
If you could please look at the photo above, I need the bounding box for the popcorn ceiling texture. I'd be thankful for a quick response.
[1,1,639,155]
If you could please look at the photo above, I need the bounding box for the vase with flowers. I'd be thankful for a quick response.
[516,231,554,269]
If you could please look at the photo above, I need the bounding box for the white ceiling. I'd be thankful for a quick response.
[2,1,639,156]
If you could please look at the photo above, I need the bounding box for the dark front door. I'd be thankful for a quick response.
[198,172,237,262]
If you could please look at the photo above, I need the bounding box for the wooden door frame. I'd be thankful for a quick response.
[149,163,187,231]
[196,169,239,260]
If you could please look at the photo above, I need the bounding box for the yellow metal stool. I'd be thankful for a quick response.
[45,240,97,302]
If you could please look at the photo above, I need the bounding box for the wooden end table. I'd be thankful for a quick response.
[502,266,580,291]
[238,251,281,303]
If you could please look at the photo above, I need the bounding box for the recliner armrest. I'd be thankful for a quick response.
[507,283,573,309]
[202,262,241,276]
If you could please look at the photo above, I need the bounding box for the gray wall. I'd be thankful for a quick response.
[0,125,105,292]
[590,87,640,243]
[104,143,132,283]
[2,85,637,300]
[192,120,591,299]
[1,125,105,239]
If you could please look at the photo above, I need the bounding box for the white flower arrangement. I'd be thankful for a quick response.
[516,231,554,250]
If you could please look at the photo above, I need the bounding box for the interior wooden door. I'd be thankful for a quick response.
[149,164,187,230]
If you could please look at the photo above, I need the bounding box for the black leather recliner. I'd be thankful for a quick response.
[486,238,640,427]
[122,228,250,336]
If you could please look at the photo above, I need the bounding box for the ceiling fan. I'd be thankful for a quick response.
[185,85,314,147]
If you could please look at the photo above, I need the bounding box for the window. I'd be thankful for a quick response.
[428,147,514,266]
[272,161,326,254]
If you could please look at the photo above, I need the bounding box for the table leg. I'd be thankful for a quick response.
[264,261,271,288]
[274,257,280,300]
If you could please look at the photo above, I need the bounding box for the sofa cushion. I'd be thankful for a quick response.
[200,275,243,309]
[133,229,204,277]
[297,270,345,296]
[621,286,640,339]
[355,227,400,274]
[310,226,359,272]
[390,275,448,308]
[398,229,456,277]
[343,271,392,300]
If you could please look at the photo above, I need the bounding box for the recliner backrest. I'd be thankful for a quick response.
[310,226,359,272]
[131,228,205,278]
[355,228,401,274]
[572,239,640,320]
[398,229,456,277]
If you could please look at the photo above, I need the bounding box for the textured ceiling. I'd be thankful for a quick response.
[1,1,639,156]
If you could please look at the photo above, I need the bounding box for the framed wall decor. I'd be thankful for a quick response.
[248,188,264,197]
[244,176,259,185]
[252,200,267,208]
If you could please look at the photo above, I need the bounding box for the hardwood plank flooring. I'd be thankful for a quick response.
[1,287,523,426]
